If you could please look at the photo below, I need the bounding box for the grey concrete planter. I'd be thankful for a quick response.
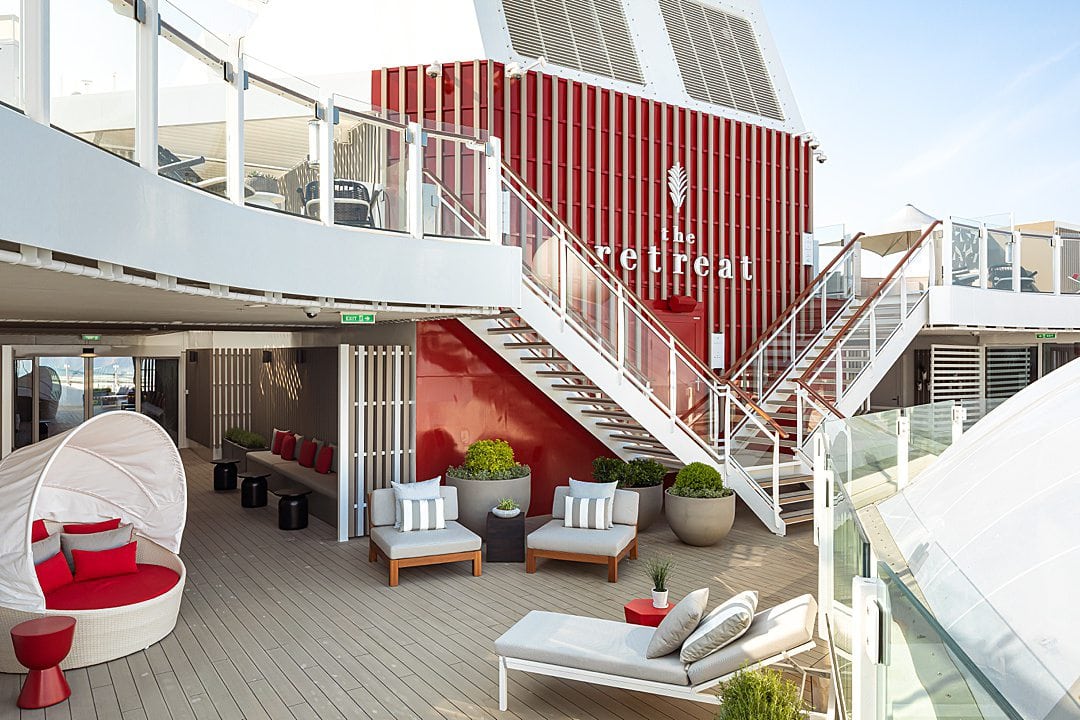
[625,484,664,531]
[665,491,735,546]
[221,438,265,473]
[445,472,531,537]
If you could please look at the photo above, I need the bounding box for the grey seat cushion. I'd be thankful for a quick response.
[370,520,479,560]
[496,611,689,686]
[526,520,636,556]
[686,594,817,685]
[249,452,337,497]
[246,451,291,468]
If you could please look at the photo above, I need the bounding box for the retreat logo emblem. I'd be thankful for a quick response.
[667,162,688,212]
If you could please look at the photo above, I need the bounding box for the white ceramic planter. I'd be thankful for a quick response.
[445,472,531,536]
[651,590,669,609]
[665,491,735,547]
[492,507,521,519]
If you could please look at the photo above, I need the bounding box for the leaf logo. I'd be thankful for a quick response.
[667,162,688,211]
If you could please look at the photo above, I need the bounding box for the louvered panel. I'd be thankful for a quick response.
[661,0,713,105]
[708,9,754,112]
[594,0,644,83]
[931,345,984,404]
[534,2,581,71]
[985,347,1031,399]
[727,12,782,120]
[567,2,608,77]
[502,0,545,60]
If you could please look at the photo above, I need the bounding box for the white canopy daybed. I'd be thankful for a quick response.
[0,411,187,671]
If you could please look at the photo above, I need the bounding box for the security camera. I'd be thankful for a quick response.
[425,62,442,79]
[505,56,546,80]
[303,306,321,319]
[815,153,828,164]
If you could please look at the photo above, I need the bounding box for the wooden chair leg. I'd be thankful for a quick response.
[473,551,482,577]
[368,542,377,562]
[388,560,399,587]
[526,548,537,574]
[629,537,638,560]
[608,556,618,583]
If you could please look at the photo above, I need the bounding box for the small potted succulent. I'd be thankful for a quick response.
[446,439,531,535]
[592,457,667,530]
[665,462,735,546]
[492,498,521,519]
[716,667,805,720]
[646,556,673,609]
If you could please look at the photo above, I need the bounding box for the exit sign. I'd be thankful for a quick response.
[1036,332,1057,339]
[340,313,375,325]
[81,334,101,342]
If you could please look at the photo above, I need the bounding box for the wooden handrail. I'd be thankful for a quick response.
[801,221,941,381]
[727,383,790,439]
[724,231,865,379]
[794,379,845,419]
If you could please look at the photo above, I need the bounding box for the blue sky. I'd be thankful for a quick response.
[762,1,1080,232]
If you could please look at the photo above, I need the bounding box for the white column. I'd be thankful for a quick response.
[21,0,49,124]
[1052,234,1062,295]
[337,344,351,542]
[405,122,425,238]
[176,351,188,449]
[0,346,13,457]
[485,137,503,244]
[1012,230,1022,293]
[135,0,159,171]
[225,47,245,205]
[317,100,335,227]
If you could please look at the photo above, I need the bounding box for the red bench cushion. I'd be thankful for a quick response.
[72,541,138,582]
[280,433,298,461]
[32,519,49,543]
[64,518,121,534]
[315,445,334,474]
[298,440,318,468]
[35,553,74,595]
[45,564,181,610]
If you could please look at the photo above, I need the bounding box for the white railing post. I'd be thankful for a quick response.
[820,283,827,327]
[615,286,626,372]
[667,338,677,427]
[927,226,938,288]
[796,385,804,452]
[135,0,159,172]
[978,223,988,289]
[899,266,908,317]
[405,122,425,238]
[812,429,827,546]
[558,231,568,321]
[1012,230,1022,293]
[817,464,834,639]
[225,47,246,206]
[851,576,888,720]
[896,413,910,490]
[835,350,843,399]
[941,219,953,286]
[951,403,966,444]
[868,310,877,362]
[723,390,732,473]
[772,433,781,531]
[21,0,49,125]
[317,99,335,227]
[1053,234,1062,295]
[789,321,796,365]
[485,137,503,244]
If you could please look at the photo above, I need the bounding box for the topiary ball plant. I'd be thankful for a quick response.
[449,439,530,480]
[668,462,731,499]
[716,667,805,720]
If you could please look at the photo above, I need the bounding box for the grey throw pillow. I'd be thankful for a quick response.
[646,588,710,658]
[32,533,61,565]
[680,590,759,663]
[568,477,617,528]
[60,524,134,570]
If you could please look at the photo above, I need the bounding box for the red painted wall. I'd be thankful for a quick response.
[416,320,612,516]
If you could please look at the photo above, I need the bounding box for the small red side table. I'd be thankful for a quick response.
[624,598,673,627]
[10,616,76,709]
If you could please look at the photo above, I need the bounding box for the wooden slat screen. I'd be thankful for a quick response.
[211,348,253,455]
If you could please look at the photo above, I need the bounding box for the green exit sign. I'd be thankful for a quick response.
[81,334,101,342]
[340,313,376,325]
[1036,332,1057,339]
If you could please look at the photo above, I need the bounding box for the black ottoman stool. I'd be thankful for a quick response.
[240,474,269,508]
[212,460,238,492]
[271,487,312,530]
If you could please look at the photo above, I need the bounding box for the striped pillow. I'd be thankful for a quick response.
[680,590,759,662]
[563,496,609,530]
[399,498,445,532]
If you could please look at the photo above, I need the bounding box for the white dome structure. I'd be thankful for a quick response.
[879,360,1080,720]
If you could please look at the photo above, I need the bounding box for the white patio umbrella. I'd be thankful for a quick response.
[856,204,939,256]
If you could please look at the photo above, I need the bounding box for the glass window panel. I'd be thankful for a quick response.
[36,357,86,439]
[140,358,179,444]
[91,356,135,416]
[13,358,32,449]
[0,0,20,109]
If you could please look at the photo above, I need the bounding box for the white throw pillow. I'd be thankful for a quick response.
[563,496,609,530]
[647,588,710,658]
[391,476,441,528]
[568,477,616,528]
[680,590,759,663]
[399,498,446,532]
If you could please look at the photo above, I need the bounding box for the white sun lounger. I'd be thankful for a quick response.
[495,594,821,711]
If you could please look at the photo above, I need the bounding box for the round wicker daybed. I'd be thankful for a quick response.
[0,411,187,672]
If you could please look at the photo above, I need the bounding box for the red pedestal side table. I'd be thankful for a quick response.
[624,598,673,627]
[10,616,77,709]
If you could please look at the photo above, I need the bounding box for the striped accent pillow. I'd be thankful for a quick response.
[399,498,446,532]
[680,590,759,662]
[563,496,609,530]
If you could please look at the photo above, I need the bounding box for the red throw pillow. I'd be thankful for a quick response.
[35,553,74,594]
[280,434,298,461]
[31,519,50,543]
[72,542,138,582]
[271,429,290,455]
[298,440,318,468]
[63,518,121,534]
[315,445,334,474]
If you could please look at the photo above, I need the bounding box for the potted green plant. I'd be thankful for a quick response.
[492,497,521,519]
[222,427,268,472]
[646,556,673,609]
[446,439,531,535]
[716,667,805,720]
[665,462,734,546]
[246,170,279,193]
[592,457,668,531]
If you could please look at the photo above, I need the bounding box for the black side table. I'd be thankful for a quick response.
[212,460,238,492]
[486,512,525,562]
[240,474,269,508]
[271,487,312,530]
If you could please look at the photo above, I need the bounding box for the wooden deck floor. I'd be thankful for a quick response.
[1,451,824,720]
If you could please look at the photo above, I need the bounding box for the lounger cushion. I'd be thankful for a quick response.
[370,520,479,559]
[686,594,817,685]
[496,611,689,686]
[370,486,459,527]
[680,590,758,662]
[646,588,709,658]
[551,487,639,526]
[526,520,636,557]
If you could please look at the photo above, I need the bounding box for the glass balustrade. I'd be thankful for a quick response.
[986,228,1014,291]
[333,95,410,233]
[1019,232,1053,293]
[0,0,20,109]
[422,118,489,241]
[951,221,982,287]
[1061,236,1080,293]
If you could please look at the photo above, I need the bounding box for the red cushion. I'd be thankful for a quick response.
[72,541,138,582]
[35,553,74,594]
[298,440,318,468]
[63,518,121,534]
[315,445,334,474]
[45,564,180,610]
[280,434,298,461]
[271,429,290,455]
[31,519,49,543]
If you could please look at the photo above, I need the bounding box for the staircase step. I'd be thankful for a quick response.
[781,507,815,525]
[487,325,535,335]
[519,356,569,364]
[622,446,679,461]
[536,370,587,378]
[504,341,553,349]
[550,383,603,393]
[581,409,632,419]
[756,474,813,489]
[567,397,621,406]
[609,433,664,446]
[778,489,814,505]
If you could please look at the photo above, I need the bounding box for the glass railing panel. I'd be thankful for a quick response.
[624,312,672,407]
[1019,232,1052,293]
[986,228,1014,291]
[423,129,488,241]
[1060,237,1080,293]
[903,243,932,312]
[840,318,871,390]
[242,55,318,218]
[333,98,409,233]
[825,410,901,508]
[874,281,903,351]
[906,401,954,482]
[0,1,21,109]
[502,185,561,302]
[674,358,714,445]
[950,222,982,288]
[50,0,137,159]
[564,247,617,356]
[829,480,868,716]
[157,4,229,196]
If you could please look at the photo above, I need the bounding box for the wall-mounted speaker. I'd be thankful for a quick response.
[187,350,198,363]
[262,350,273,364]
